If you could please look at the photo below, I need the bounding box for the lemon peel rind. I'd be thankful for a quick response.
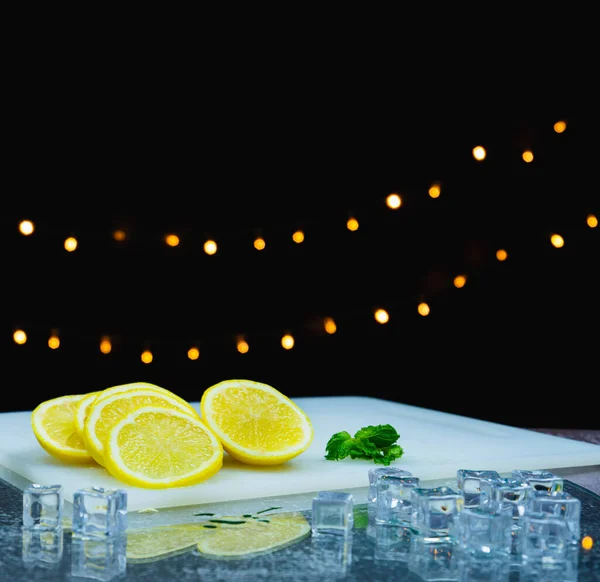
[83,388,199,467]
[73,391,101,438]
[200,379,314,464]
[94,382,195,413]
[104,406,223,489]
[31,395,94,463]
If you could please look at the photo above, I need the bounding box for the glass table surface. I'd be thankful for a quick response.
[1,472,599,581]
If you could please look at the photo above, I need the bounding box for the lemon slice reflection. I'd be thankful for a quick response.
[126,513,310,563]
[196,512,310,559]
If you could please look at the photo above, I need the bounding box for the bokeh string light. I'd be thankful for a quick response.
[10,209,596,360]
[346,217,359,231]
[165,234,179,247]
[428,184,441,199]
[9,131,595,363]
[550,234,565,249]
[13,128,579,260]
[16,187,416,253]
[453,275,467,289]
[100,337,112,354]
[522,150,534,163]
[13,330,27,345]
[386,193,402,209]
[19,220,34,235]
[204,240,217,255]
[64,237,78,252]
[472,146,486,161]
[374,309,389,324]
[324,317,337,334]
[554,120,567,133]
[281,334,295,350]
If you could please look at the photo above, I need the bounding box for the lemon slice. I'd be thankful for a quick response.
[94,382,194,412]
[104,406,223,489]
[200,379,314,465]
[196,512,310,558]
[84,388,199,467]
[75,384,166,441]
[73,391,101,439]
[32,394,95,464]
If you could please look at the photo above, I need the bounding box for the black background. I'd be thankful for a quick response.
[1,51,597,428]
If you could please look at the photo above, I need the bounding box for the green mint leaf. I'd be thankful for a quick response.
[324,431,353,460]
[255,506,281,515]
[324,425,404,465]
[347,444,370,460]
[374,444,404,466]
[354,424,400,448]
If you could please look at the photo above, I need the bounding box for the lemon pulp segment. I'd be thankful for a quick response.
[32,394,94,463]
[200,379,314,465]
[84,389,198,466]
[104,406,223,488]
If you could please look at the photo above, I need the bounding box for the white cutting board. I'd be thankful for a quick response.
[0,396,598,512]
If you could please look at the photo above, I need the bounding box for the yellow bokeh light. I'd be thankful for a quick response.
[386,194,402,209]
[428,184,441,199]
[554,121,567,134]
[347,218,359,231]
[374,309,389,324]
[13,330,27,345]
[472,146,486,161]
[292,230,304,244]
[581,535,594,551]
[237,339,249,354]
[587,214,598,228]
[254,237,266,250]
[550,234,565,248]
[324,317,337,334]
[100,337,112,354]
[188,347,200,360]
[281,334,295,350]
[522,150,534,163]
[496,249,508,261]
[19,220,34,235]
[141,350,153,364]
[418,302,430,316]
[165,234,179,247]
[64,237,78,252]
[454,275,467,289]
[48,336,60,349]
[113,230,126,241]
[204,240,217,255]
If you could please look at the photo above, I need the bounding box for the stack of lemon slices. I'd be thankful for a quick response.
[31,379,314,489]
